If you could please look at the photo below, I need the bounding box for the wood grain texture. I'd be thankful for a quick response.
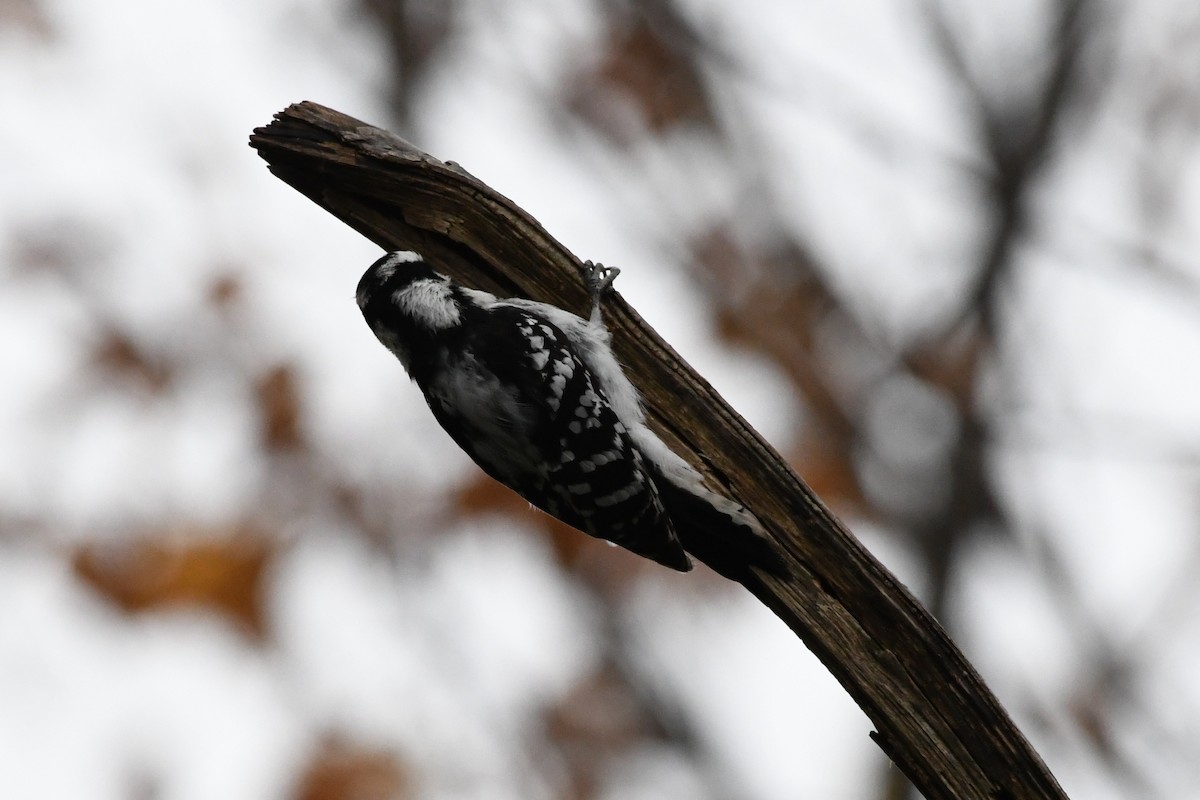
[250,101,1068,800]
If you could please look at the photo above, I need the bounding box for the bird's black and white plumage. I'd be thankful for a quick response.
[356,251,785,581]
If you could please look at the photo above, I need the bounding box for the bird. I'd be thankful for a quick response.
[355,251,786,581]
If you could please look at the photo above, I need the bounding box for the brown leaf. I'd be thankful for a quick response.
[788,430,868,513]
[207,273,243,310]
[91,326,172,393]
[451,471,530,519]
[293,735,411,800]
[541,664,670,799]
[907,323,990,412]
[256,363,304,451]
[568,10,714,140]
[72,527,274,639]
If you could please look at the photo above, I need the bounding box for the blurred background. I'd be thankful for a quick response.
[3,0,1200,798]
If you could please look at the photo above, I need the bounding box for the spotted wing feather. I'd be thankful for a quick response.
[424,304,691,571]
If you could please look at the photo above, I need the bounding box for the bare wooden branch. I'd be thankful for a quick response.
[250,101,1068,800]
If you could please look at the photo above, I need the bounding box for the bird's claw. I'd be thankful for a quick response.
[580,260,620,302]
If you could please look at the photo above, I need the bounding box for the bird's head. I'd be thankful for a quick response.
[357,251,464,371]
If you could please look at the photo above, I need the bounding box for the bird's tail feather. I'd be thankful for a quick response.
[651,471,789,583]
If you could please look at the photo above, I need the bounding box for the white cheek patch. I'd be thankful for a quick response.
[395,279,461,329]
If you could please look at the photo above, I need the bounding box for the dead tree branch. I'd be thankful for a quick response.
[250,101,1068,800]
